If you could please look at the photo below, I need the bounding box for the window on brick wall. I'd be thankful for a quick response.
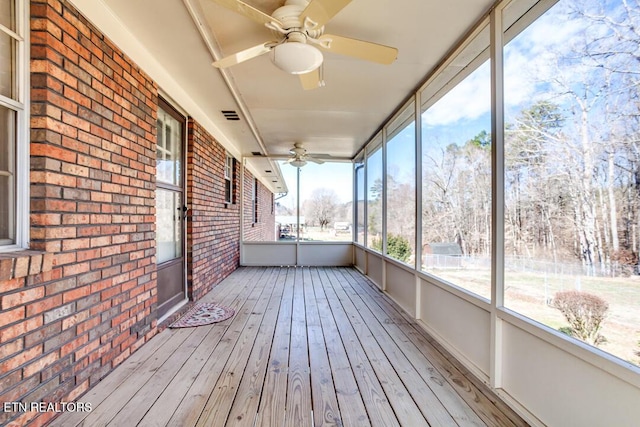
[0,0,27,250]
[252,178,258,223]
[224,153,234,204]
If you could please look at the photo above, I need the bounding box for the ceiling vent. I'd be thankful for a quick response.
[221,110,240,121]
[251,152,263,156]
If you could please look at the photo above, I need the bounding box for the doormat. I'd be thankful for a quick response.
[169,303,235,328]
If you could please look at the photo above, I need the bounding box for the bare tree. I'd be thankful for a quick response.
[303,188,339,230]
[422,136,491,257]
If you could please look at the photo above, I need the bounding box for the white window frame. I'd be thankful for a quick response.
[0,0,29,252]
[224,153,234,204]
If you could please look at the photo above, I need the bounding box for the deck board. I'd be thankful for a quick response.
[310,268,373,427]
[304,267,341,426]
[165,267,274,426]
[254,267,294,427]
[225,268,286,426]
[136,267,265,427]
[195,268,283,426]
[322,268,429,427]
[52,266,528,427]
[338,269,484,426]
[285,268,313,427]
[341,268,524,427]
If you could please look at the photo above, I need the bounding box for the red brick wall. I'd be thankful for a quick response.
[0,1,158,425]
[243,172,276,241]
[0,1,273,425]
[186,120,240,300]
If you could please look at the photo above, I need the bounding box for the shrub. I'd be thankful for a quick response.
[371,236,382,252]
[387,234,412,263]
[552,290,609,346]
[371,234,412,263]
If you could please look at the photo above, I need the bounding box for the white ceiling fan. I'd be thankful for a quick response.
[268,143,329,167]
[206,0,398,89]
[286,143,326,167]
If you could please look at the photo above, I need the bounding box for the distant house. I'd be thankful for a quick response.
[423,242,463,268]
[276,216,306,239]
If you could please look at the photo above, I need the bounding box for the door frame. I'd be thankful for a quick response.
[156,96,188,321]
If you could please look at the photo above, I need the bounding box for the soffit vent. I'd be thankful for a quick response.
[221,110,240,121]
[251,152,263,156]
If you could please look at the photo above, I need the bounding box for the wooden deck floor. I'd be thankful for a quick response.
[52,267,528,427]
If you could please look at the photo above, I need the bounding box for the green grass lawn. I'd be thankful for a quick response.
[427,266,640,366]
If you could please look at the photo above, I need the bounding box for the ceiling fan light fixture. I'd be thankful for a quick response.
[289,158,307,168]
[271,42,323,74]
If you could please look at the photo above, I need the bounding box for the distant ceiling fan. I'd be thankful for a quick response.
[207,0,398,89]
[269,143,328,167]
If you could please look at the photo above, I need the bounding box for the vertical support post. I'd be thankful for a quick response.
[381,128,388,291]
[490,4,506,390]
[363,145,369,275]
[296,165,301,266]
[352,160,357,248]
[415,92,423,319]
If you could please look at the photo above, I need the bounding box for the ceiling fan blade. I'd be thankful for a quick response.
[205,0,282,26]
[212,42,274,68]
[300,0,352,30]
[299,68,323,90]
[308,157,325,164]
[319,34,398,65]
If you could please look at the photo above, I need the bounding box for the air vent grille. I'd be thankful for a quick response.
[221,110,240,121]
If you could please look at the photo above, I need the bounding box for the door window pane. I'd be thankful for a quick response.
[156,189,182,264]
[503,0,640,366]
[156,109,182,186]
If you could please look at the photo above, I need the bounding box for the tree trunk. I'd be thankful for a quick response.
[608,150,620,252]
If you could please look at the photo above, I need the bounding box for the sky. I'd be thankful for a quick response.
[420,0,600,134]
[277,0,629,207]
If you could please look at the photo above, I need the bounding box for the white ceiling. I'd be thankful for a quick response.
[70,0,494,192]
